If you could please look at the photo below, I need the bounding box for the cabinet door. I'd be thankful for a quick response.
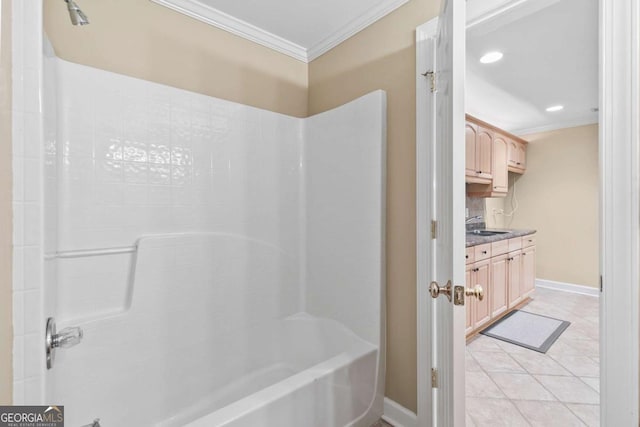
[521,246,536,298]
[465,123,478,177]
[465,265,474,335]
[473,259,491,329]
[492,135,508,193]
[517,142,527,170]
[507,250,522,307]
[490,254,508,317]
[507,139,520,168]
[476,127,493,180]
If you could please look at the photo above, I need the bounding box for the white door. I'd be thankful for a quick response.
[416,0,467,426]
[418,1,640,427]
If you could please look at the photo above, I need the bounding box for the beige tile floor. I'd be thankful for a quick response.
[466,287,600,427]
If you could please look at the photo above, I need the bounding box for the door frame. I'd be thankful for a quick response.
[416,0,639,425]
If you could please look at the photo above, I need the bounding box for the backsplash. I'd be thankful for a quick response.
[466,195,484,219]
[466,195,485,230]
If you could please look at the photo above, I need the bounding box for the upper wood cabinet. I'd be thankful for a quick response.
[507,138,526,173]
[465,122,493,183]
[466,115,528,197]
[492,135,509,194]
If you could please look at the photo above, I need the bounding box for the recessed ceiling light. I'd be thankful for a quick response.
[480,51,504,64]
[546,105,564,112]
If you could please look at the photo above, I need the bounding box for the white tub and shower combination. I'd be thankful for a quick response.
[24,39,387,426]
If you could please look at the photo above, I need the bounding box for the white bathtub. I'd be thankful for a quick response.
[42,54,386,427]
[164,314,380,427]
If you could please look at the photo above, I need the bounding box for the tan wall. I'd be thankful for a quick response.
[308,0,441,411]
[503,124,599,288]
[484,197,506,228]
[44,0,308,118]
[0,0,12,405]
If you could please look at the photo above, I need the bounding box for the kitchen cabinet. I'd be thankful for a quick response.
[465,122,493,183]
[466,233,536,337]
[521,245,536,299]
[465,265,474,335]
[492,135,509,194]
[490,254,509,318]
[508,139,526,173]
[466,243,492,332]
[507,250,523,307]
[465,115,528,196]
[469,258,491,330]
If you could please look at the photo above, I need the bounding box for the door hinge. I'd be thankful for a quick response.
[431,220,437,239]
[600,275,603,293]
[423,70,437,93]
[431,368,438,388]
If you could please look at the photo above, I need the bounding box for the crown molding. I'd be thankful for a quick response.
[511,117,598,136]
[150,0,409,63]
[306,0,410,61]
[150,0,308,62]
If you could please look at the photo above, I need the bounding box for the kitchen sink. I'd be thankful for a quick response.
[467,230,510,236]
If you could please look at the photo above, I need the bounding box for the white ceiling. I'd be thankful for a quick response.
[466,0,599,135]
[151,0,409,62]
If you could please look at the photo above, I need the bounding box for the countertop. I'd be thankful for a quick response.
[465,229,536,247]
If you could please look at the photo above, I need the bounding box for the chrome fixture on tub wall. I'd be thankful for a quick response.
[64,0,89,26]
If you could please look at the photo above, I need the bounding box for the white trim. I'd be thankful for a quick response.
[415,18,438,427]
[535,279,600,297]
[383,398,417,427]
[466,0,561,29]
[306,0,410,61]
[600,0,640,425]
[149,0,308,62]
[511,118,599,136]
[149,0,409,63]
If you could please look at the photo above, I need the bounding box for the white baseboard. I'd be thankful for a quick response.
[382,398,417,427]
[535,278,600,297]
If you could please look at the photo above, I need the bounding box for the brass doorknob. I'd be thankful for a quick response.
[465,285,484,301]
[429,280,452,301]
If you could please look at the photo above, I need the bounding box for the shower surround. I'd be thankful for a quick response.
[12,7,386,425]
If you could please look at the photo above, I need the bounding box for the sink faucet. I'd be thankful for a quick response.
[465,215,482,223]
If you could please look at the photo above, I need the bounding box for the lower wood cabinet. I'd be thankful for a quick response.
[507,250,523,307]
[468,258,491,331]
[466,234,536,337]
[490,254,508,318]
[521,245,536,298]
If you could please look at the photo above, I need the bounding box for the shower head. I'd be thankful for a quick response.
[65,0,89,26]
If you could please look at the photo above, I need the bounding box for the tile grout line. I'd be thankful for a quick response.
[467,288,601,426]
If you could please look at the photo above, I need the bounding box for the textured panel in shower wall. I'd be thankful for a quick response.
[53,59,302,323]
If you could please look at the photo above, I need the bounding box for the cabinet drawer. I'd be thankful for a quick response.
[465,247,475,264]
[508,237,522,252]
[491,239,509,256]
[522,234,536,248]
[474,243,491,262]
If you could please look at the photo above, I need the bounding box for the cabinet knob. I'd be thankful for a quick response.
[476,171,482,174]
[465,255,469,259]
[482,250,487,254]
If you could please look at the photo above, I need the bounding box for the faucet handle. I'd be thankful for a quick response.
[54,326,83,349]
[46,317,84,369]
